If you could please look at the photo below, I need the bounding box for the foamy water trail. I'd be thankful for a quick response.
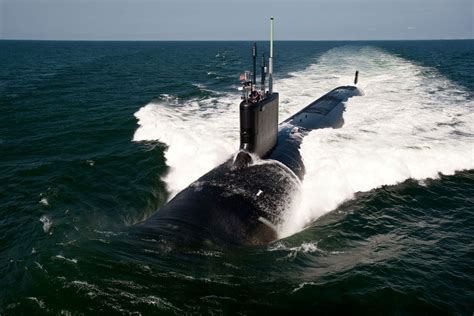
[278,47,474,237]
[133,94,239,197]
[134,46,473,237]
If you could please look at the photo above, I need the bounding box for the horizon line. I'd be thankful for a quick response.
[1,38,473,42]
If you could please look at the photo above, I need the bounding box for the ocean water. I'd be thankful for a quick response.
[0,40,473,314]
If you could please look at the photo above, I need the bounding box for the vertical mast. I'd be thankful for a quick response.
[261,53,266,92]
[268,17,274,94]
[252,43,257,88]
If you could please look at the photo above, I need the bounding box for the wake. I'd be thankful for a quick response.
[133,46,474,238]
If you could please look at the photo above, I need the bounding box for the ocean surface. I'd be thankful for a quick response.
[0,40,473,314]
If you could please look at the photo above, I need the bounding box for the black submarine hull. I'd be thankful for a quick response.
[136,86,361,246]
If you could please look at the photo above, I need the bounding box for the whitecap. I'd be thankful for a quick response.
[39,215,52,233]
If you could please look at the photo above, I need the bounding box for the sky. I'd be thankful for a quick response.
[1,0,473,40]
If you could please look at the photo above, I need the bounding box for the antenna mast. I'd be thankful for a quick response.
[261,53,266,92]
[252,43,257,89]
[268,17,274,94]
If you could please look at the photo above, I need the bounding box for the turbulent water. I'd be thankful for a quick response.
[1,40,473,314]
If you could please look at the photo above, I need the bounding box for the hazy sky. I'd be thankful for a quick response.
[1,0,473,40]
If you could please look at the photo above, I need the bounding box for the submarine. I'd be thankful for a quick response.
[137,18,361,246]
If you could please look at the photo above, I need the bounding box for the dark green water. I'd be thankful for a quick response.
[0,40,473,314]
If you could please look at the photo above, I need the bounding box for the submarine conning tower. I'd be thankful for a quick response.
[239,17,279,158]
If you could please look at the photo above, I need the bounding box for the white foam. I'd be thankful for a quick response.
[279,47,474,237]
[133,46,474,237]
[269,241,321,254]
[39,197,49,206]
[39,215,52,233]
[133,95,239,197]
[54,255,78,264]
